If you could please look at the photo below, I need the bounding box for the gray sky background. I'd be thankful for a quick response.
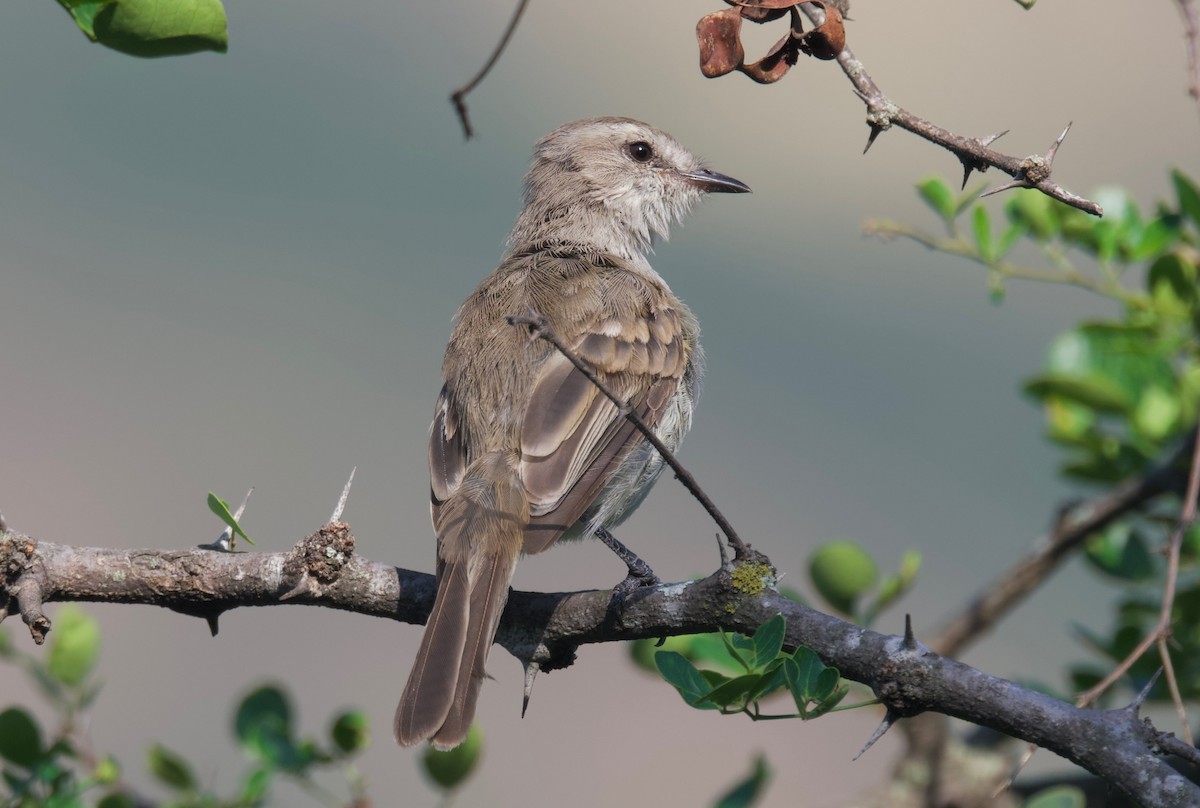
[3,0,1199,805]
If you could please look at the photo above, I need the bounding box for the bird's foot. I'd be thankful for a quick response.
[595,527,661,618]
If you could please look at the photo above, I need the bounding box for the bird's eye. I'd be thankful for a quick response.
[627,141,654,163]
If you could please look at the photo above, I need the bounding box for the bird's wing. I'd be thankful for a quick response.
[518,304,689,554]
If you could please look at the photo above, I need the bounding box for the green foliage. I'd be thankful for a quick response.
[712,755,771,808]
[57,0,228,57]
[653,615,855,720]
[0,616,371,807]
[421,724,483,791]
[889,170,1200,708]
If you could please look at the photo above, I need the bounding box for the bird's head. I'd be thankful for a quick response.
[509,117,749,261]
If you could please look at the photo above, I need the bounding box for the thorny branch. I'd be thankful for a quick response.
[793,5,1101,215]
[1,529,1198,805]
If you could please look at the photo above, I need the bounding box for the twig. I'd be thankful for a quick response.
[862,222,1141,305]
[450,0,531,139]
[1077,427,1200,710]
[506,311,749,559]
[1175,0,1200,110]
[798,4,1102,215]
[932,430,1191,656]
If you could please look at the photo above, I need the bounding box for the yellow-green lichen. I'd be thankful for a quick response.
[731,561,773,596]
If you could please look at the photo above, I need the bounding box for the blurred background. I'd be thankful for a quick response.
[2,0,1199,804]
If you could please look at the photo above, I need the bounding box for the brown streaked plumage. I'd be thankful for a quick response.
[395,117,749,750]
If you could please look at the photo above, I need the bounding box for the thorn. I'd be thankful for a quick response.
[522,660,541,718]
[1045,121,1072,163]
[715,532,730,568]
[903,613,918,651]
[979,178,1027,199]
[206,613,221,637]
[1129,668,1164,713]
[331,467,356,523]
[979,129,1009,148]
[279,576,311,601]
[0,510,7,533]
[863,124,884,154]
[232,488,254,522]
[853,711,897,760]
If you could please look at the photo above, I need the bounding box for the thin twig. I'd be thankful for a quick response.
[506,310,749,558]
[1077,427,1200,708]
[1175,0,1200,110]
[932,431,1191,656]
[450,0,531,139]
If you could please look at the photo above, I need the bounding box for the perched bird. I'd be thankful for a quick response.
[395,117,749,750]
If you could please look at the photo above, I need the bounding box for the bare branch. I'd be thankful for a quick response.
[450,0,531,139]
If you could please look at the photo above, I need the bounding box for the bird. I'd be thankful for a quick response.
[395,116,749,750]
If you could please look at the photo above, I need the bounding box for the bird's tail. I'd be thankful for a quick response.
[395,453,527,750]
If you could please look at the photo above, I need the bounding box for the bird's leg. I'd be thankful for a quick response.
[594,526,661,604]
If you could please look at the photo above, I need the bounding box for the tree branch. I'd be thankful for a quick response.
[931,429,1192,656]
[2,526,1197,805]
[796,4,1102,215]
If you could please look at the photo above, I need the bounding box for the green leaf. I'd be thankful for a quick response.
[712,755,772,808]
[1006,190,1061,241]
[1084,523,1156,582]
[330,711,369,755]
[655,651,720,709]
[749,615,785,669]
[809,541,877,615]
[146,743,197,792]
[239,766,273,803]
[207,492,254,545]
[234,685,307,768]
[972,204,995,262]
[47,605,101,687]
[93,755,121,784]
[235,686,292,743]
[1172,169,1200,229]
[1023,784,1087,808]
[0,708,43,768]
[1131,217,1179,262]
[1132,385,1180,441]
[784,647,842,715]
[865,550,921,625]
[59,0,229,58]
[916,177,956,222]
[422,724,483,790]
[701,673,766,709]
[1147,252,1198,315]
[1024,374,1132,414]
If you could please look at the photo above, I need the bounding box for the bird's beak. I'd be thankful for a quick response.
[680,168,751,194]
